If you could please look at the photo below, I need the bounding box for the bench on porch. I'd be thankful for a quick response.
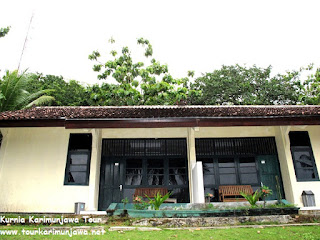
[133,188,177,203]
[219,185,253,202]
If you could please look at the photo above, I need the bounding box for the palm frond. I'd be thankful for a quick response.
[0,70,55,112]
[25,96,55,108]
[14,89,55,109]
[0,70,29,111]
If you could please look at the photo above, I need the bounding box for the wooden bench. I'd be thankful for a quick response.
[133,188,168,199]
[219,185,253,202]
[133,188,177,203]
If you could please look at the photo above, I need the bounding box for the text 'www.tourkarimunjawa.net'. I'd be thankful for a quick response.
[0,228,106,237]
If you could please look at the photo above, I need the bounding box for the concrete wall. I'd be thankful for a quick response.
[0,127,101,213]
[0,125,319,212]
[101,128,187,139]
[194,126,276,138]
[274,126,320,207]
[0,127,189,213]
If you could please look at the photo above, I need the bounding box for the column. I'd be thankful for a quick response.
[187,127,205,203]
[88,129,102,210]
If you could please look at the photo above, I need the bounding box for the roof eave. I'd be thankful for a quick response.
[1,115,320,128]
[64,116,320,128]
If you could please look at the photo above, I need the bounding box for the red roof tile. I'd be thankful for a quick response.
[0,105,320,120]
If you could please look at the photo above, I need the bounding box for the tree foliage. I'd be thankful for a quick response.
[3,32,317,107]
[23,64,320,107]
[89,38,200,105]
[21,63,320,107]
[0,26,10,38]
[0,70,54,112]
[25,74,90,106]
[300,66,320,104]
[192,64,303,105]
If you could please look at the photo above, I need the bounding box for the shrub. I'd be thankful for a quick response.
[240,190,262,207]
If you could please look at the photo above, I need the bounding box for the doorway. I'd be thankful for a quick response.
[196,137,285,201]
[98,138,189,210]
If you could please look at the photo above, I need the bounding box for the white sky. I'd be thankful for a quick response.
[0,0,320,85]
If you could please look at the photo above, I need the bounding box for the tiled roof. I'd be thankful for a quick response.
[0,105,320,120]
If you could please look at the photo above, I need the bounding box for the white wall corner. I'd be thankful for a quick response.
[276,126,296,204]
[279,126,291,148]
[0,128,10,181]
[193,127,200,132]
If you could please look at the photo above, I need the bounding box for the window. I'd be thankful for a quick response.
[169,158,187,185]
[101,138,190,203]
[218,158,237,185]
[202,158,216,185]
[125,159,143,185]
[196,137,281,201]
[239,157,258,184]
[147,159,164,185]
[289,131,319,181]
[64,134,92,185]
[199,157,259,187]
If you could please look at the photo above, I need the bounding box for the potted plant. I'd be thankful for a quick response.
[240,189,262,207]
[145,192,171,210]
[261,185,273,208]
[205,193,214,203]
[133,196,150,210]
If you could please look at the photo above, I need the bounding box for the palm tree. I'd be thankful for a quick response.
[0,70,54,112]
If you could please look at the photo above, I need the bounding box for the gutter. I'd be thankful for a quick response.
[0,115,320,128]
[64,115,320,129]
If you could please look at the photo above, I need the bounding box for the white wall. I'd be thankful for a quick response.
[101,128,187,138]
[275,126,320,207]
[1,125,320,212]
[0,127,101,213]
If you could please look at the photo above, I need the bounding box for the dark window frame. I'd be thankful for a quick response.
[199,155,260,188]
[122,156,188,188]
[289,131,319,182]
[64,134,92,186]
[101,138,190,203]
[290,146,319,182]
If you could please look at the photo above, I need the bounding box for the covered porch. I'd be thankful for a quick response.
[98,138,190,210]
[98,134,285,210]
[194,137,284,203]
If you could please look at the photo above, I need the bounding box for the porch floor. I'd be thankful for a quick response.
[299,207,320,216]
[80,210,107,215]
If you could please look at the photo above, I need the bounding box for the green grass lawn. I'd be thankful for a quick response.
[0,225,319,239]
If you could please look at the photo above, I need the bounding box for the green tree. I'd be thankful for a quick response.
[26,74,90,106]
[300,66,320,104]
[85,83,139,106]
[0,26,10,38]
[89,38,199,105]
[0,70,54,112]
[192,64,303,105]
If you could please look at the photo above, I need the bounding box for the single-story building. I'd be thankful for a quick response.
[0,105,319,213]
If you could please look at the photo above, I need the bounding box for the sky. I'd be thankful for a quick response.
[0,0,320,85]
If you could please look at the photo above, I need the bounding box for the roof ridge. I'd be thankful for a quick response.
[34,105,320,109]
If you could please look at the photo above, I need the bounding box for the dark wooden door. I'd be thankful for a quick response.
[98,158,124,210]
[257,155,284,200]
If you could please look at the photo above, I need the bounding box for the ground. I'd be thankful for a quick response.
[0,215,320,239]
